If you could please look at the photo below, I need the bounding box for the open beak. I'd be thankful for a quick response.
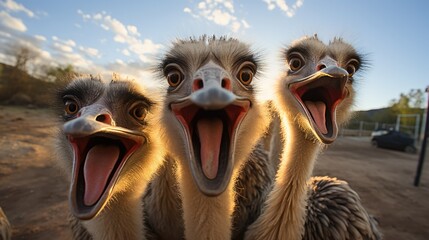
[288,66,349,144]
[170,63,251,196]
[63,105,147,220]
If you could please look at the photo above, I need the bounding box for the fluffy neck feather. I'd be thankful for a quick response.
[83,190,146,240]
[178,163,235,240]
[245,113,322,240]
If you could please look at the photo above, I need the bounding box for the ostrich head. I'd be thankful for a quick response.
[276,35,364,143]
[158,36,268,196]
[55,76,163,220]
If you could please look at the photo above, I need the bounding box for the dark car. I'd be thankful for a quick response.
[371,130,417,154]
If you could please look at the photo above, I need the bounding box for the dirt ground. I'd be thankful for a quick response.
[1,105,428,240]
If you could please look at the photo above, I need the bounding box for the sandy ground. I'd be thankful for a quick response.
[0,105,429,239]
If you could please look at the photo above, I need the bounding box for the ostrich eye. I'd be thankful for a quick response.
[346,65,356,76]
[64,100,79,115]
[167,70,183,87]
[288,56,304,72]
[237,68,254,86]
[130,103,148,122]
[237,62,256,86]
[346,59,359,77]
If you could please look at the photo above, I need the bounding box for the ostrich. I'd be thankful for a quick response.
[245,36,381,240]
[54,76,165,240]
[0,207,11,240]
[156,36,270,239]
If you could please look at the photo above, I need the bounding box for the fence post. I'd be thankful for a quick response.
[415,115,420,143]
[396,115,400,131]
[421,113,427,142]
[359,121,364,136]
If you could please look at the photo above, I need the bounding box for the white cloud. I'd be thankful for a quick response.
[34,35,46,41]
[66,39,76,47]
[211,9,233,25]
[50,36,81,59]
[262,0,304,17]
[86,47,100,58]
[78,11,163,63]
[276,0,290,12]
[53,42,73,53]
[223,1,234,13]
[104,60,157,87]
[50,36,101,63]
[198,2,207,9]
[100,24,109,31]
[52,36,76,47]
[231,21,241,32]
[77,9,91,20]
[78,46,100,58]
[58,52,96,70]
[267,3,275,10]
[0,11,26,32]
[0,30,11,38]
[127,25,139,36]
[184,0,247,32]
[241,19,250,29]
[104,15,128,36]
[39,49,51,59]
[0,0,34,17]
[113,34,126,43]
[93,13,103,20]
[183,7,199,18]
[131,39,161,55]
[122,49,130,56]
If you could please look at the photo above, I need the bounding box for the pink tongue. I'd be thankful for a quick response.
[197,118,223,179]
[304,101,328,134]
[83,144,120,206]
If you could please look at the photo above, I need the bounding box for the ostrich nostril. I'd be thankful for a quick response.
[193,79,204,91]
[221,78,232,90]
[317,64,326,71]
[96,114,112,125]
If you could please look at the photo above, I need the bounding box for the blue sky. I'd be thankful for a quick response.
[0,0,428,110]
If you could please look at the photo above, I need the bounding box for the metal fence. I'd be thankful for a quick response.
[341,121,419,140]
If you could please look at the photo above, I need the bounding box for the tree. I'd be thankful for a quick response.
[389,89,425,131]
[408,89,424,108]
[390,89,425,109]
[7,44,39,72]
[44,64,77,86]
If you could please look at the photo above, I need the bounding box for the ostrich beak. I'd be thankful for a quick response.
[288,66,349,144]
[170,62,251,196]
[63,104,146,220]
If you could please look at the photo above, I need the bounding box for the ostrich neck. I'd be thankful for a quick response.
[83,191,145,240]
[278,118,321,189]
[245,116,322,240]
[179,164,234,240]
